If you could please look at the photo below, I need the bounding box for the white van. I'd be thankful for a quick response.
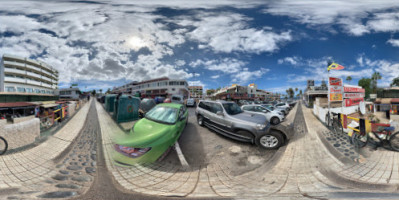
[171,95,184,104]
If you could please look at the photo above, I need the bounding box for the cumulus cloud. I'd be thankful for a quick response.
[231,68,269,84]
[173,12,292,53]
[387,39,399,47]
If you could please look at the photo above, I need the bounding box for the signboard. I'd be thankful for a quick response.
[344,86,365,93]
[344,93,365,98]
[345,98,364,107]
[370,94,377,99]
[329,77,342,86]
[328,77,343,102]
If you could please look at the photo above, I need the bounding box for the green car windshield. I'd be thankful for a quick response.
[145,106,178,124]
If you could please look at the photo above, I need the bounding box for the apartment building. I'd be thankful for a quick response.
[0,54,58,95]
[188,86,203,98]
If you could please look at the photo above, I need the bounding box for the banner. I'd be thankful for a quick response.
[345,98,364,107]
[330,93,343,101]
[344,93,365,98]
[344,86,365,93]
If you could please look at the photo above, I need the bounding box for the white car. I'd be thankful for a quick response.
[275,102,290,112]
[241,105,285,125]
[186,98,196,107]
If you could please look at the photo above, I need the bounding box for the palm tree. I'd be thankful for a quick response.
[372,72,382,93]
[346,76,352,84]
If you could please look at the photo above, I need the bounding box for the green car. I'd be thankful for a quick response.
[112,103,188,166]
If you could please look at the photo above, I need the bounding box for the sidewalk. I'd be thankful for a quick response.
[302,103,399,190]
[0,100,91,190]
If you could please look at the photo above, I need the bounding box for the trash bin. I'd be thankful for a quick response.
[105,94,117,112]
[113,95,140,123]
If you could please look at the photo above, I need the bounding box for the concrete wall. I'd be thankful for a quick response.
[313,104,359,124]
[68,101,77,116]
[0,117,40,150]
[12,115,34,123]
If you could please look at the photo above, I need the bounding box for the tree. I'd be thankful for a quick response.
[391,77,399,87]
[371,72,382,93]
[206,89,215,96]
[321,80,327,88]
[299,90,302,94]
[106,88,111,94]
[358,78,372,98]
[346,76,352,84]
[286,88,294,99]
[91,89,96,96]
[99,89,103,94]
[295,88,298,93]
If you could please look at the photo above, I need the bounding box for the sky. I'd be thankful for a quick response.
[1,0,399,94]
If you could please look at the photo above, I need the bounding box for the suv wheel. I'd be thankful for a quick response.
[256,131,284,149]
[271,117,280,125]
[197,115,204,126]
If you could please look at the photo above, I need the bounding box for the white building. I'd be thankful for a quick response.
[114,77,189,99]
[55,88,81,100]
[0,54,58,95]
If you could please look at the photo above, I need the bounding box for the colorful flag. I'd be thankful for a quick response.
[327,62,345,71]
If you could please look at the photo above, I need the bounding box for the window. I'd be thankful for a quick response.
[243,106,254,111]
[211,103,223,114]
[26,88,33,93]
[35,89,41,93]
[180,82,184,85]
[41,90,46,94]
[17,87,25,93]
[60,91,65,95]
[5,86,16,92]
[172,88,175,91]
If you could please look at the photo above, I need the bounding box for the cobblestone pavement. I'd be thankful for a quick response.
[3,99,399,199]
[0,100,91,199]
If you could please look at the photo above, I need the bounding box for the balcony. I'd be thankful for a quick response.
[3,60,25,68]
[42,83,52,88]
[4,77,26,84]
[26,71,42,79]
[4,67,26,76]
[26,79,42,86]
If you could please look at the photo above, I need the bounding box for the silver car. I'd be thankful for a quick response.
[241,105,284,125]
[195,100,288,149]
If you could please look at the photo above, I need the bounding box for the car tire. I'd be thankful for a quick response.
[271,117,280,125]
[197,115,204,126]
[256,130,284,149]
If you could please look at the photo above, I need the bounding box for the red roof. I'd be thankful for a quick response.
[0,102,35,108]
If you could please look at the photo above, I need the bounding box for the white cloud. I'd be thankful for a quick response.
[211,75,220,79]
[189,58,246,73]
[231,68,269,84]
[387,39,399,47]
[277,56,300,65]
[173,12,292,53]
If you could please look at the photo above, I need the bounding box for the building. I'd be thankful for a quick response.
[212,83,276,101]
[55,88,81,100]
[113,77,189,99]
[188,86,203,99]
[304,85,328,107]
[0,54,59,102]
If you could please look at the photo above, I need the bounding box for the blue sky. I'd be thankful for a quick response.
[1,0,399,94]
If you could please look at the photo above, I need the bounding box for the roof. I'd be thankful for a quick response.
[157,103,183,109]
[58,88,80,91]
[0,102,35,108]
[40,103,60,108]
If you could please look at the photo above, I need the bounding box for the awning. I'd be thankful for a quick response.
[381,98,392,104]
[391,98,399,104]
[40,103,60,108]
[0,102,35,108]
[41,101,56,105]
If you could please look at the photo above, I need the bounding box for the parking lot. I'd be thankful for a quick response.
[161,106,295,176]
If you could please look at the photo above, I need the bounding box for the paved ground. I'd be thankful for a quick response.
[4,100,399,199]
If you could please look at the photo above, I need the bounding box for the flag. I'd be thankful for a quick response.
[327,62,345,71]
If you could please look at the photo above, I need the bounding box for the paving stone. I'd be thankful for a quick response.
[37,191,77,198]
[52,174,68,181]
[71,176,92,182]
[85,167,96,174]
[55,183,82,189]
[67,166,82,171]
[59,170,70,175]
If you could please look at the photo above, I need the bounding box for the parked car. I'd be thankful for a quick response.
[164,98,171,103]
[112,103,188,165]
[139,98,156,118]
[238,100,249,106]
[154,96,165,104]
[171,95,184,104]
[186,98,196,107]
[275,102,290,112]
[241,105,284,125]
[195,100,288,149]
[287,100,296,108]
[262,104,287,115]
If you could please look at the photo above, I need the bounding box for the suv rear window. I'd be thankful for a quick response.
[222,103,243,115]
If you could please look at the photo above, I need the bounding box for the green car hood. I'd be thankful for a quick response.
[114,118,172,148]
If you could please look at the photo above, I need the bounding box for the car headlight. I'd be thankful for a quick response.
[114,144,151,158]
[256,124,266,130]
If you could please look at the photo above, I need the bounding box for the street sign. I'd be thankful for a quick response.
[344,93,365,98]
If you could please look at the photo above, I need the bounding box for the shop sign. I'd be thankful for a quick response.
[345,98,364,107]
[330,93,343,101]
[344,86,365,93]
[344,93,365,98]
[330,86,343,93]
[370,94,377,99]
[329,77,342,86]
